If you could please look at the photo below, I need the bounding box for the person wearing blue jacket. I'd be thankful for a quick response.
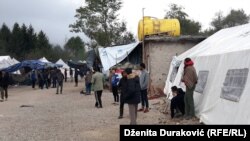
[111,69,120,104]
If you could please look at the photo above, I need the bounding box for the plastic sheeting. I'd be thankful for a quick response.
[39,57,50,63]
[98,42,140,71]
[164,23,250,124]
[56,59,70,69]
[86,49,96,69]
[3,60,62,72]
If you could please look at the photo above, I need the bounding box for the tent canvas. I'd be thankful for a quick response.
[39,57,50,63]
[86,49,96,69]
[164,23,250,124]
[56,59,70,69]
[56,59,70,78]
[0,56,19,70]
[3,60,62,73]
[11,58,20,65]
[0,56,11,61]
[98,42,140,71]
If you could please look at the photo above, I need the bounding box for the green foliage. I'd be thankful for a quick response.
[0,23,11,55]
[165,3,188,20]
[204,9,250,35]
[223,9,249,28]
[64,36,85,60]
[70,0,135,47]
[165,4,201,35]
[0,22,74,62]
[210,11,224,32]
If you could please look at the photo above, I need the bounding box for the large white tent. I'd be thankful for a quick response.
[0,56,20,70]
[56,59,70,78]
[164,23,250,124]
[56,59,69,69]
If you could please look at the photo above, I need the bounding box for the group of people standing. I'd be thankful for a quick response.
[30,67,83,95]
[88,63,149,125]
[30,68,65,94]
[109,63,150,125]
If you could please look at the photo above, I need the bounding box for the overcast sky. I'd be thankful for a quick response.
[0,0,249,46]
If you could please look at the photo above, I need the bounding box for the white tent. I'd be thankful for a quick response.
[39,57,50,63]
[56,59,70,69]
[56,59,70,78]
[0,59,10,69]
[0,56,11,61]
[98,42,140,71]
[11,58,20,65]
[0,56,19,69]
[164,23,250,124]
[0,56,20,74]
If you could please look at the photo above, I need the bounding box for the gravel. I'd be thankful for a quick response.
[0,81,162,141]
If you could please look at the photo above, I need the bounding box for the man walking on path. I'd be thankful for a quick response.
[30,70,37,89]
[181,58,198,120]
[91,67,105,108]
[56,69,64,94]
[111,69,120,104]
[0,71,6,102]
[64,69,68,82]
[138,63,149,113]
[2,72,10,101]
[74,69,79,87]
[84,70,92,95]
[70,68,73,82]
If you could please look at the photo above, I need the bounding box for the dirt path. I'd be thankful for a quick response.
[0,81,163,141]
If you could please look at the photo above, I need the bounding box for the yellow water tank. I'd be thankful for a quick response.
[138,16,180,41]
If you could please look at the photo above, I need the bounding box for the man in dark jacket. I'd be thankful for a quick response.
[111,69,120,104]
[170,86,185,118]
[0,71,5,102]
[2,72,10,101]
[74,69,79,87]
[56,69,64,94]
[118,71,127,119]
[30,70,37,89]
[70,68,73,82]
[124,68,141,125]
[64,69,68,82]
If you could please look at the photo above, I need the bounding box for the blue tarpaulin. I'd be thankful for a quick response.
[2,60,62,72]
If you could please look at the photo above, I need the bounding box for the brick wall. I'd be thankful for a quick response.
[144,41,198,96]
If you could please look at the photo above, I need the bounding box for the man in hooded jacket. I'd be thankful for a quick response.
[124,68,141,125]
[181,58,198,119]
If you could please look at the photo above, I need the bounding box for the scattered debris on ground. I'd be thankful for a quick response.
[151,97,201,125]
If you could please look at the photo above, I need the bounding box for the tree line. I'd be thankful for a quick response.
[70,1,250,48]
[1,1,250,62]
[164,4,250,35]
[0,23,85,62]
